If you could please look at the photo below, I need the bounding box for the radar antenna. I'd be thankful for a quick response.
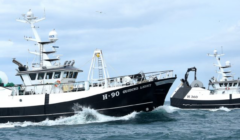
[16,9,55,67]
[208,49,232,81]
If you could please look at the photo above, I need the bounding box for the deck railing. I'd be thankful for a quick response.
[9,70,175,96]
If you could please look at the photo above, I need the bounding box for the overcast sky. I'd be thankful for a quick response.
[0,0,240,101]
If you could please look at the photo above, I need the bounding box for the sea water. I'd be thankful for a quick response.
[0,102,239,140]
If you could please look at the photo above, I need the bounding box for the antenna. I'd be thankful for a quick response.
[17,9,52,67]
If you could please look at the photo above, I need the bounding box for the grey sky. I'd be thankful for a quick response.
[0,0,240,100]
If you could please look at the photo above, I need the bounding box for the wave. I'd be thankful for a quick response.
[209,106,231,112]
[0,105,179,128]
[155,105,180,113]
[0,107,137,128]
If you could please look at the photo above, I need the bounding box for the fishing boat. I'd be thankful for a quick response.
[0,10,176,123]
[171,50,240,109]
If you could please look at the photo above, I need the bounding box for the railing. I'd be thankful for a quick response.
[10,70,175,96]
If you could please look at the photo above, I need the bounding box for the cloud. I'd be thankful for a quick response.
[1,0,240,101]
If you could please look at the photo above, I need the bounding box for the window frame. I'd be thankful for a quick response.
[54,72,61,79]
[73,72,78,79]
[69,72,73,78]
[224,83,228,87]
[29,73,37,80]
[37,73,45,80]
[219,83,223,87]
[45,72,53,80]
[63,72,69,78]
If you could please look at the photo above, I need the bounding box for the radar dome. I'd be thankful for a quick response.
[0,71,8,85]
[214,50,218,55]
[26,9,34,19]
[226,61,231,66]
[49,30,58,42]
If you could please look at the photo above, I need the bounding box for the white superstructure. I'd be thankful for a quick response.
[208,50,240,94]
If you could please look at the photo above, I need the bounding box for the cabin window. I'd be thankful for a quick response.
[73,72,78,79]
[239,83,240,87]
[224,83,228,87]
[69,72,73,78]
[233,83,238,87]
[63,72,69,78]
[45,72,53,79]
[29,73,37,80]
[37,73,45,80]
[54,72,61,79]
[219,83,223,87]
[229,83,233,87]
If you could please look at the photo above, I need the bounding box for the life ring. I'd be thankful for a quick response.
[55,80,61,87]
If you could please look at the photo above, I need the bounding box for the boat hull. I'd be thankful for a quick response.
[171,97,240,109]
[171,84,240,109]
[0,78,176,123]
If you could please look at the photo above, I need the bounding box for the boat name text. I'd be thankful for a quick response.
[140,84,151,89]
[187,95,198,98]
[123,87,139,94]
[103,91,120,100]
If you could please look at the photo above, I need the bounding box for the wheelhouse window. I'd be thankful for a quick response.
[219,83,223,87]
[229,83,233,87]
[45,72,53,79]
[233,83,238,87]
[54,72,61,79]
[224,83,228,87]
[29,73,37,80]
[37,73,45,80]
[239,83,240,87]
[73,72,78,79]
[69,72,73,78]
[63,72,69,78]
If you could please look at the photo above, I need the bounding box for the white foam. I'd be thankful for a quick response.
[0,123,15,128]
[155,105,180,113]
[209,106,231,112]
[0,107,138,128]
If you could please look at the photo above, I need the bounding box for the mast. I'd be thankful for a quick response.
[16,9,52,67]
[88,49,110,88]
[208,50,232,81]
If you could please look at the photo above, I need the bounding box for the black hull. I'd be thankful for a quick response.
[171,97,240,109]
[0,78,176,123]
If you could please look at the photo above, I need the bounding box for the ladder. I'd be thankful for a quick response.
[98,57,103,79]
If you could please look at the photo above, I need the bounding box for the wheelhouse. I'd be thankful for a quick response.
[16,66,82,86]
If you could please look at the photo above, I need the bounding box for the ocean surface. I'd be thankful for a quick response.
[0,101,239,140]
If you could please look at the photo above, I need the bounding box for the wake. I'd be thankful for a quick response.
[209,106,231,112]
[0,105,179,128]
[0,107,137,128]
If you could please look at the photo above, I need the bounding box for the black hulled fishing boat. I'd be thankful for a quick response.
[0,10,176,123]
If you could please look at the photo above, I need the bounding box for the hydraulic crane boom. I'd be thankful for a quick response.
[185,67,197,86]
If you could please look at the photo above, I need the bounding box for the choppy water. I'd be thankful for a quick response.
[0,102,239,140]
